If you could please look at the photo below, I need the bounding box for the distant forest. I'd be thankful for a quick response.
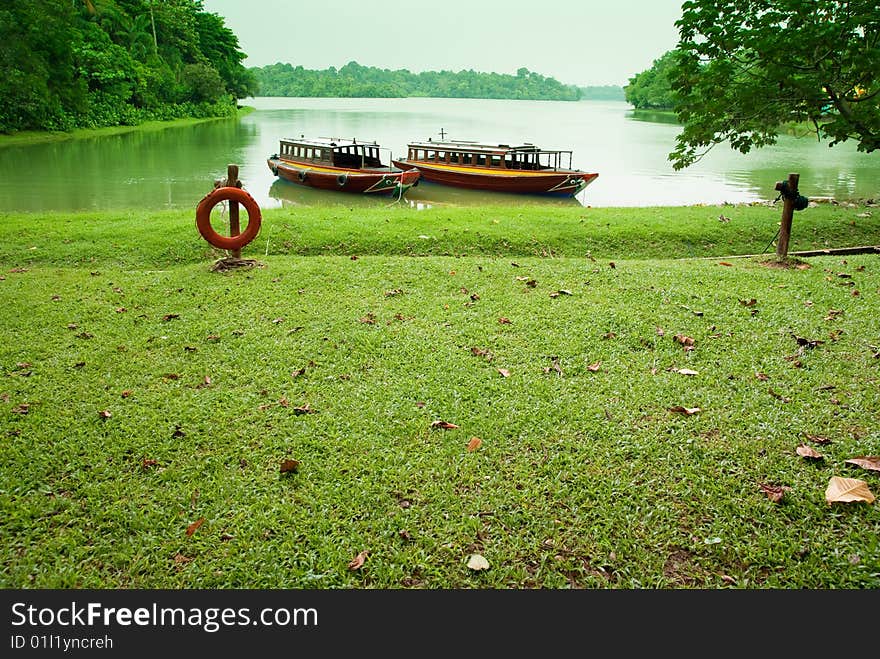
[0,0,255,133]
[251,62,623,101]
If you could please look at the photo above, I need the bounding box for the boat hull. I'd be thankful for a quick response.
[391,160,597,197]
[268,157,420,196]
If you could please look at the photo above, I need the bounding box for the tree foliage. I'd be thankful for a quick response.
[668,0,880,170]
[625,51,677,110]
[252,62,581,101]
[0,0,256,133]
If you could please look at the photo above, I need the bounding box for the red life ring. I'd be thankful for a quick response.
[195,186,262,251]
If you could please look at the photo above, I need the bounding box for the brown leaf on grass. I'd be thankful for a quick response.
[162,313,179,321]
[796,444,824,460]
[608,262,616,269]
[674,334,695,347]
[185,517,206,536]
[497,368,511,377]
[163,373,179,380]
[718,262,733,267]
[206,334,221,342]
[280,459,300,474]
[759,483,790,503]
[755,372,769,381]
[115,307,127,313]
[739,298,757,307]
[98,409,112,419]
[384,288,404,297]
[673,368,699,376]
[359,313,376,324]
[141,458,159,470]
[603,332,617,339]
[825,476,875,504]
[587,361,602,372]
[12,403,30,414]
[498,317,511,324]
[655,327,665,336]
[348,550,368,571]
[792,334,823,349]
[293,403,317,415]
[471,347,494,360]
[668,406,701,416]
[196,375,212,389]
[272,317,285,324]
[278,397,289,408]
[467,437,482,452]
[768,388,791,403]
[824,309,844,320]
[431,420,459,430]
[173,553,192,566]
[844,457,880,473]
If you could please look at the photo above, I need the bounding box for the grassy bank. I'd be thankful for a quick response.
[0,106,255,148]
[1,204,878,588]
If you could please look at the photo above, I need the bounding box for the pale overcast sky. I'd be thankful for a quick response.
[201,0,685,87]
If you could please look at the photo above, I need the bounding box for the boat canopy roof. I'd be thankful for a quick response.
[280,136,381,151]
[405,139,571,156]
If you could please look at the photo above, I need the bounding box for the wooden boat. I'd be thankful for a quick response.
[267,136,420,197]
[391,137,598,197]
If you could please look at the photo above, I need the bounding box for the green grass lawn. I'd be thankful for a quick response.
[1,201,878,588]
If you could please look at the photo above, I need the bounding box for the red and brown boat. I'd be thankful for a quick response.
[391,137,598,197]
[267,136,420,197]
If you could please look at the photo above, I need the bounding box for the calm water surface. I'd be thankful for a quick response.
[1,97,877,212]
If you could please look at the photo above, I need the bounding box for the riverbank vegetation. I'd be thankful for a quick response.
[251,62,582,101]
[2,202,878,588]
[0,0,255,134]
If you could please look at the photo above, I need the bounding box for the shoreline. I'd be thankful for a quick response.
[0,107,255,148]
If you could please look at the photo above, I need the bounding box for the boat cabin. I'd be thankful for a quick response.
[278,136,386,169]
[404,139,576,171]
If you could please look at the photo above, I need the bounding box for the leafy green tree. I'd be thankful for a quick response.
[625,51,677,110]
[668,0,880,170]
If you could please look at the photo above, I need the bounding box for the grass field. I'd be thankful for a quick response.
[1,201,878,588]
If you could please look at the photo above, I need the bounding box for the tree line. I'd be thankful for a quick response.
[251,62,582,101]
[0,0,256,133]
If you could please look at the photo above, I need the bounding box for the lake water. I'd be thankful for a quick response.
[1,97,877,212]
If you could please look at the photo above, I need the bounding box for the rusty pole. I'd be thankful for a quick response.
[774,172,799,259]
[225,164,242,259]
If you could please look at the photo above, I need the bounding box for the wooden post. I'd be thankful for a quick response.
[225,164,241,259]
[775,172,799,259]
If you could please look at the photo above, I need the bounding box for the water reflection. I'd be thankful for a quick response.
[268,178,584,209]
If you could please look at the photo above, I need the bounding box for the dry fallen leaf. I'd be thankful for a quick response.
[587,361,602,372]
[674,334,695,347]
[796,444,823,460]
[466,554,490,571]
[280,459,300,474]
[825,476,875,504]
[497,368,511,377]
[803,433,832,445]
[759,483,789,503]
[431,420,459,430]
[498,317,512,324]
[348,550,368,571]
[98,409,112,419]
[675,368,699,376]
[185,517,206,536]
[467,437,482,452]
[844,457,880,473]
[668,406,701,416]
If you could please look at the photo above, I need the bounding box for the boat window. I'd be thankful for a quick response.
[490,155,501,168]
[449,152,459,163]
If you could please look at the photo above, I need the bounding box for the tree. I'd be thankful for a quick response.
[668,0,879,170]
[625,51,677,110]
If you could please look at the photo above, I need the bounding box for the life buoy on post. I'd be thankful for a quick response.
[195,186,261,251]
